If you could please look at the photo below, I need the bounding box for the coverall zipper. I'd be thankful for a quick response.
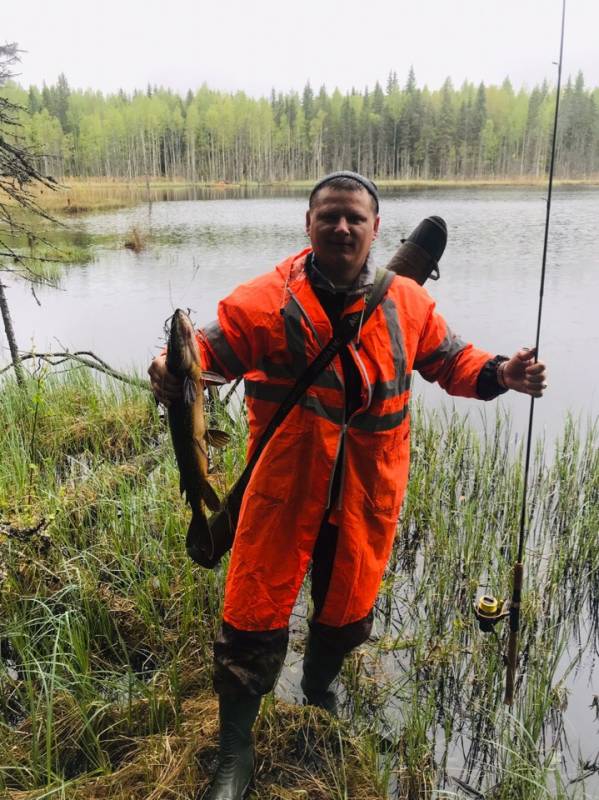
[286,287,373,511]
[332,343,373,510]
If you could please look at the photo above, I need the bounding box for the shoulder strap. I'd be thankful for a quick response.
[250,266,393,459]
[353,266,395,327]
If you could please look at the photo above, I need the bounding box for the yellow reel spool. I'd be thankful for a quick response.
[474,594,509,632]
[478,595,499,617]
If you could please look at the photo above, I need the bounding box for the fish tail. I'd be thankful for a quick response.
[200,479,222,512]
[186,511,216,566]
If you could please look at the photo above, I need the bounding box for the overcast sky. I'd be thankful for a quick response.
[5,0,597,97]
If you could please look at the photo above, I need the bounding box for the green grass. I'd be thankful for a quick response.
[1,218,97,285]
[0,372,597,799]
[2,210,209,285]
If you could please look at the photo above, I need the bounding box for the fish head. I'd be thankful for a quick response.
[167,309,201,376]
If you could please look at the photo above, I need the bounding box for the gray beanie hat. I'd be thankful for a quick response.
[309,170,379,213]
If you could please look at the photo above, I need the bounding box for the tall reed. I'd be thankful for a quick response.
[0,373,597,798]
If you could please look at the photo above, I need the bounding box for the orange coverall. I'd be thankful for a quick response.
[198,248,502,695]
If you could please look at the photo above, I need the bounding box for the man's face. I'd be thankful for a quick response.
[305,187,380,286]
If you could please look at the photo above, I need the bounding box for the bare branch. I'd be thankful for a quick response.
[0,349,151,390]
[0,42,62,385]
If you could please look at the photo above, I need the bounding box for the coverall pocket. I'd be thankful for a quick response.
[362,428,408,513]
[247,429,303,505]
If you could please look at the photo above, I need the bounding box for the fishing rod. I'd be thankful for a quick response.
[474,0,566,706]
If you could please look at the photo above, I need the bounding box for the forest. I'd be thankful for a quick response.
[3,68,599,183]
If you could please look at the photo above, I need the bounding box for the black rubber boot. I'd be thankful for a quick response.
[205,693,261,800]
[300,633,344,715]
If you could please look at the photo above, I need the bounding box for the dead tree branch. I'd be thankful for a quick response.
[0,349,151,389]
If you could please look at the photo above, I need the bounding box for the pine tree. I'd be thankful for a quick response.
[0,44,58,384]
[435,78,456,177]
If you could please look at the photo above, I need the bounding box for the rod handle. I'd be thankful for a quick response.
[504,561,524,706]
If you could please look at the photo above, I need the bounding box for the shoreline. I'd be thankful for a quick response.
[46,175,599,190]
[30,175,599,214]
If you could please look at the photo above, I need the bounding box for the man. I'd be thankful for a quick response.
[149,171,546,800]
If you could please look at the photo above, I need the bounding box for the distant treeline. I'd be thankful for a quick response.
[3,69,599,182]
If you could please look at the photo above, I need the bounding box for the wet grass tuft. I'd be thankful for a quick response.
[124,226,146,253]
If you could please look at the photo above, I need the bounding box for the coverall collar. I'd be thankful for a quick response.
[306,252,376,297]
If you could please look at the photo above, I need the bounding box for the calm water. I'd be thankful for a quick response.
[3,186,598,440]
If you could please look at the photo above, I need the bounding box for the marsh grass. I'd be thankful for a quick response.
[340,405,599,799]
[123,227,146,253]
[1,214,97,286]
[27,181,244,216]
[4,209,195,283]
[31,183,135,215]
[24,177,599,216]
[0,373,597,799]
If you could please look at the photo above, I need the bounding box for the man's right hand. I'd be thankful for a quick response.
[148,353,182,407]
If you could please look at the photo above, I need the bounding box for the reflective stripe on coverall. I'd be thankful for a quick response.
[199,248,496,694]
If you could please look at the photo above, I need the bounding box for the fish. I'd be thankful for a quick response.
[166,309,230,563]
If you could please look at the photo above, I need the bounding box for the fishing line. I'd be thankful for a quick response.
[517,0,565,565]
[503,0,566,706]
[473,0,566,705]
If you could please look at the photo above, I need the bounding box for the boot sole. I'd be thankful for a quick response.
[200,773,253,799]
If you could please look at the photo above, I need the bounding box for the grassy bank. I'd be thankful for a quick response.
[0,370,598,798]
[23,176,599,216]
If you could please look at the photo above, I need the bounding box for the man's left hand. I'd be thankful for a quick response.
[500,348,547,398]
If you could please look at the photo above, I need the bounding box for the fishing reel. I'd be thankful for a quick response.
[473,594,510,633]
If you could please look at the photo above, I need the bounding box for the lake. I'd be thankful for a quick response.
[3,185,598,442]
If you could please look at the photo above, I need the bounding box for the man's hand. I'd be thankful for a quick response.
[499,348,547,398]
[148,353,182,407]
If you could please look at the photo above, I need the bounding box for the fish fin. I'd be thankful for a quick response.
[205,428,231,448]
[183,376,197,405]
[201,480,222,512]
[201,370,228,385]
[193,436,209,459]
